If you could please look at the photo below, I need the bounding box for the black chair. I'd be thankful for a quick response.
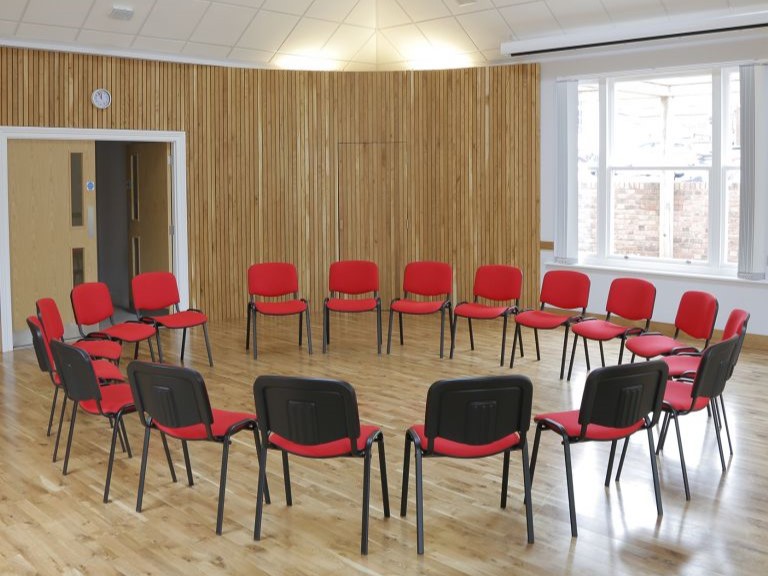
[49,340,135,504]
[253,375,390,555]
[400,375,534,554]
[652,336,739,500]
[127,361,270,535]
[530,360,668,537]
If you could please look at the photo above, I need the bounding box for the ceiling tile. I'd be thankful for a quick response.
[491,0,536,6]
[380,24,430,59]
[306,0,358,22]
[0,20,17,36]
[354,33,379,63]
[396,0,452,22]
[344,60,376,71]
[499,1,562,39]
[730,0,768,6]
[140,0,210,40]
[376,30,406,62]
[190,3,257,45]
[221,0,266,7]
[16,22,79,43]
[261,0,314,15]
[132,35,186,54]
[457,9,514,51]
[182,42,232,59]
[278,17,338,54]
[546,0,610,29]
[237,10,299,51]
[83,0,157,35]
[77,29,135,49]
[482,47,507,62]
[442,0,497,16]
[323,24,375,60]
[229,47,274,63]
[346,1,376,27]
[0,0,27,21]
[376,0,412,27]
[599,0,666,21]
[24,0,94,28]
[661,0,731,16]
[418,17,479,53]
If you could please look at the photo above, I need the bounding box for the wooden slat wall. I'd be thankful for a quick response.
[0,47,540,319]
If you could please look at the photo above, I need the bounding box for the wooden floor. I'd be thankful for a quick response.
[1,314,765,575]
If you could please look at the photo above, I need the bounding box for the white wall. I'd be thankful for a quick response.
[537,29,768,335]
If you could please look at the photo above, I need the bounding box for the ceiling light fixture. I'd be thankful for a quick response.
[109,5,135,21]
[456,0,477,6]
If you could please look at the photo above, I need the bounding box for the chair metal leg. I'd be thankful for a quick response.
[400,433,412,517]
[182,440,194,486]
[298,311,303,346]
[533,328,541,361]
[133,342,140,360]
[617,338,626,365]
[439,308,446,358]
[712,400,727,472]
[160,432,177,482]
[216,439,230,535]
[449,312,458,359]
[415,442,424,554]
[136,427,152,512]
[521,440,535,543]
[399,312,404,345]
[305,308,313,354]
[62,401,79,475]
[604,440,617,487]
[670,411,691,500]
[252,429,270,504]
[202,323,214,367]
[468,317,475,350]
[377,435,390,517]
[647,426,663,516]
[657,412,671,453]
[47,386,60,436]
[119,417,132,458]
[567,332,579,381]
[180,327,188,363]
[322,305,329,353]
[598,341,605,367]
[615,437,630,481]
[584,338,591,370]
[563,439,578,537]
[53,396,68,463]
[529,424,543,482]
[376,302,382,355]
[559,326,571,379]
[245,303,251,350]
[361,445,372,555]
[501,449,510,508]
[104,412,124,503]
[509,324,522,369]
[719,395,733,455]
[500,314,509,367]
[254,438,269,541]
[386,308,394,354]
[282,451,292,506]
[517,323,525,358]
[252,308,259,360]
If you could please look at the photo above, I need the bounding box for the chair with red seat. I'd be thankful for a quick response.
[387,261,453,358]
[253,375,390,555]
[49,340,135,503]
[36,297,122,363]
[132,271,213,367]
[510,270,591,379]
[127,361,270,535]
[246,263,312,359]
[625,290,718,362]
[450,265,523,366]
[71,282,157,361]
[529,360,668,536]
[652,336,738,500]
[322,260,382,354]
[400,375,534,554]
[566,277,656,380]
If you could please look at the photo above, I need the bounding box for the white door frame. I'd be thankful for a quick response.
[0,126,188,352]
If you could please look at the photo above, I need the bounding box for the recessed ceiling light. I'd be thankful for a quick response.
[109,5,134,20]
[456,0,477,6]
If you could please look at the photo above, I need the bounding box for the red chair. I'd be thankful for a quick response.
[132,271,213,367]
[127,361,270,535]
[387,261,453,358]
[450,265,523,366]
[50,340,135,504]
[71,282,157,361]
[253,375,389,555]
[625,290,718,361]
[322,260,382,354]
[37,298,122,363]
[510,270,590,379]
[400,375,534,554]
[246,263,312,359]
[529,360,668,536]
[566,277,656,380]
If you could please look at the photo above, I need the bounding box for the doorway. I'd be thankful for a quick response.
[0,127,188,352]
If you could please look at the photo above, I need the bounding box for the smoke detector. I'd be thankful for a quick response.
[109,5,135,20]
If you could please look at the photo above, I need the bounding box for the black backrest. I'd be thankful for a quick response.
[423,375,533,448]
[50,339,102,403]
[127,361,214,435]
[727,312,750,381]
[578,360,668,434]
[691,337,739,402]
[253,375,361,450]
[27,316,53,374]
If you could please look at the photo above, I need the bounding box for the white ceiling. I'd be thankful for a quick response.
[0,0,767,71]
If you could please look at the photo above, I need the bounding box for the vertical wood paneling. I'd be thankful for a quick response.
[0,46,539,320]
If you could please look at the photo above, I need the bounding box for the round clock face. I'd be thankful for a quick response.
[91,88,112,109]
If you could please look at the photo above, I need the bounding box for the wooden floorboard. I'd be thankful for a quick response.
[1,314,764,575]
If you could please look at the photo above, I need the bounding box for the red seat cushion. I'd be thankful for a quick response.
[92,359,126,382]
[80,383,134,416]
[534,410,645,441]
[516,310,571,330]
[326,297,378,313]
[103,322,156,343]
[148,310,207,329]
[391,299,446,315]
[626,334,685,359]
[663,380,710,412]
[74,339,122,361]
[268,424,379,457]
[409,424,521,457]
[254,300,307,316]
[571,319,629,341]
[663,355,701,378]
[454,302,510,320]
[155,409,257,440]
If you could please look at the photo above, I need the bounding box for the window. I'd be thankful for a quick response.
[572,67,740,274]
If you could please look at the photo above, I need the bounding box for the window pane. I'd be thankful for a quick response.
[672,171,709,262]
[725,71,741,166]
[72,248,84,286]
[70,153,83,226]
[578,82,599,256]
[610,170,660,257]
[726,169,740,264]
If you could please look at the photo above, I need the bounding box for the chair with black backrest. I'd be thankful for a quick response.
[651,336,738,500]
[566,277,656,380]
[127,361,269,535]
[625,290,718,362]
[322,260,382,354]
[400,375,534,554]
[450,265,523,366]
[37,297,122,363]
[510,270,591,379]
[246,263,312,359]
[71,281,158,361]
[253,375,389,555]
[49,340,135,503]
[663,309,749,456]
[387,261,453,358]
[132,271,213,366]
[529,360,668,537]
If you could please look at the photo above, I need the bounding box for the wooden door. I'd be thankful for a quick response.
[127,142,172,288]
[9,140,97,345]
[337,143,406,306]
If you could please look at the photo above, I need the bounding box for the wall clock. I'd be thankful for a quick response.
[91,88,112,109]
